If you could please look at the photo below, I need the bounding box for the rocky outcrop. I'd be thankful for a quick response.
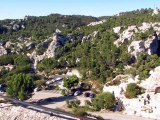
[87,20,106,26]
[114,22,160,58]
[27,33,70,70]
[45,33,69,58]
[113,26,122,34]
[114,25,138,47]
[128,35,158,57]
[66,69,82,78]
[103,66,160,119]
[128,40,145,57]
[114,23,160,47]
[82,31,98,42]
[0,46,7,56]
[152,8,159,16]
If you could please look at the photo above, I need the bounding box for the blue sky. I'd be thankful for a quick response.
[0,0,159,20]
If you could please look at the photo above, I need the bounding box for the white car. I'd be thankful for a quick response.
[74,90,81,96]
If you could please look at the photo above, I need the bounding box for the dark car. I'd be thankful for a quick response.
[84,92,90,97]
[84,92,96,98]
[89,93,96,98]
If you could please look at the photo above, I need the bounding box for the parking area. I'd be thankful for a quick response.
[27,90,92,109]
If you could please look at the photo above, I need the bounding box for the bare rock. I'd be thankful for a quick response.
[0,46,7,56]
[113,26,122,34]
[128,35,158,57]
[128,40,145,57]
[152,8,159,16]
[87,20,106,26]
[0,103,67,120]
[114,25,138,47]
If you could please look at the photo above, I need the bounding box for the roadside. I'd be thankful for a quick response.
[27,90,155,120]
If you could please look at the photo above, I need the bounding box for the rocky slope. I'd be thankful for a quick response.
[114,22,160,58]
[103,66,160,119]
[0,103,69,120]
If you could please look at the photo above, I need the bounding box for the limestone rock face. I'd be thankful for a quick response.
[87,20,106,26]
[128,40,145,57]
[0,46,7,56]
[139,22,152,32]
[145,36,158,55]
[45,33,69,58]
[114,25,138,47]
[27,33,70,70]
[128,35,158,57]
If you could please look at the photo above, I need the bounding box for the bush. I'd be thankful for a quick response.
[34,80,45,88]
[92,92,115,111]
[66,99,81,108]
[61,89,67,96]
[125,83,142,99]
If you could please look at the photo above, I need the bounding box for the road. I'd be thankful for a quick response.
[0,94,79,120]
[0,94,155,120]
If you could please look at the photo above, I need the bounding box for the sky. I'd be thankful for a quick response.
[0,0,160,20]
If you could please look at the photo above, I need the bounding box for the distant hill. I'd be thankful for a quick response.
[0,14,99,41]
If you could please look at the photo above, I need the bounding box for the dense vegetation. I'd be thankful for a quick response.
[0,54,32,83]
[1,8,160,100]
[0,14,98,41]
[7,73,35,100]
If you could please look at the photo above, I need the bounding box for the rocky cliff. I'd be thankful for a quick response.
[114,22,160,58]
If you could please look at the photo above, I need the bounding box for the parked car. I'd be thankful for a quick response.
[84,92,90,97]
[74,90,81,96]
[84,92,96,98]
[89,93,96,98]
[67,92,74,96]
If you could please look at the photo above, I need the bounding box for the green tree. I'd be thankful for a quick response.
[63,75,79,89]
[7,73,35,100]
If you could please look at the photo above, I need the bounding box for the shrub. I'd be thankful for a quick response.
[125,83,142,99]
[72,107,87,117]
[66,99,81,108]
[92,92,115,111]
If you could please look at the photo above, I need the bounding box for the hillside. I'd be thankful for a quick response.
[1,8,160,119]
